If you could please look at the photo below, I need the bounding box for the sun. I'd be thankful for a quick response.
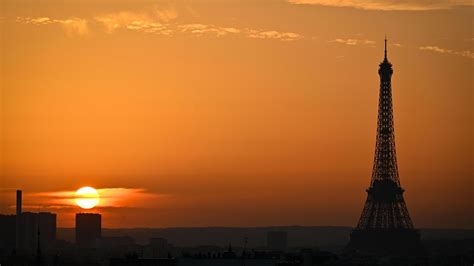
[75,187,100,209]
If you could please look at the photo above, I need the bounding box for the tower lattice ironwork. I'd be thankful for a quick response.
[345,38,422,256]
[356,38,414,230]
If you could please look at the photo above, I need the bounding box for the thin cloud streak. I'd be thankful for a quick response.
[177,24,302,41]
[95,11,303,41]
[16,16,88,35]
[178,24,241,36]
[14,6,304,42]
[247,30,303,41]
[287,0,472,11]
[330,38,376,47]
[95,11,172,35]
[419,45,474,59]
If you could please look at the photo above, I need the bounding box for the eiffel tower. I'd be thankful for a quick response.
[344,38,423,256]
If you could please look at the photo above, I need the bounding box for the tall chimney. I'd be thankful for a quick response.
[16,190,22,215]
[16,190,22,249]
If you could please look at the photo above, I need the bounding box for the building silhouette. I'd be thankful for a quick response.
[15,212,57,251]
[0,190,58,253]
[148,237,172,258]
[267,231,287,251]
[344,39,423,256]
[75,213,102,248]
[0,214,16,252]
[16,190,22,250]
[20,212,39,250]
[38,212,56,249]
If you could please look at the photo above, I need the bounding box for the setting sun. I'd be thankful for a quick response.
[75,187,100,209]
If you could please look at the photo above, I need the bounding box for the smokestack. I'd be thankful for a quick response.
[16,190,22,250]
[16,190,22,215]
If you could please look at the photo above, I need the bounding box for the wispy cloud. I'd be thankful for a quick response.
[177,25,301,41]
[330,38,376,47]
[94,6,178,34]
[95,10,303,41]
[287,0,472,11]
[95,11,172,35]
[247,30,303,41]
[16,16,88,35]
[419,45,474,59]
[178,24,241,36]
[14,8,304,42]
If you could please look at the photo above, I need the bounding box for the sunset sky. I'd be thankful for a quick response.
[0,0,472,229]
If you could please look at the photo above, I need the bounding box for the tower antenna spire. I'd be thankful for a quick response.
[384,36,388,60]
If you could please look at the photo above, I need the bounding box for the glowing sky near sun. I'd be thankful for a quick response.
[0,0,472,228]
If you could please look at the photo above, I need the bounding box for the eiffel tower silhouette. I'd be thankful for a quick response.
[344,38,423,256]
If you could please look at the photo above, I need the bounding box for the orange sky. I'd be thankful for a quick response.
[0,0,473,228]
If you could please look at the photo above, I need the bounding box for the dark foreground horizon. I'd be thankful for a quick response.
[2,223,474,265]
[56,225,474,247]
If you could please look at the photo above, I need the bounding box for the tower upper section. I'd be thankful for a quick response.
[371,38,400,186]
